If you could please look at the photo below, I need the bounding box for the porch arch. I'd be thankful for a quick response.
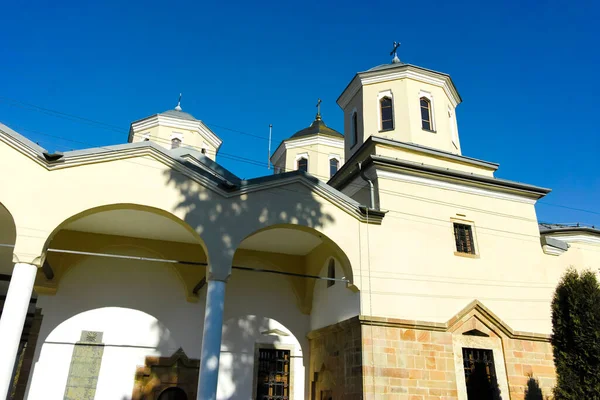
[233,224,358,314]
[37,203,210,301]
[0,201,17,273]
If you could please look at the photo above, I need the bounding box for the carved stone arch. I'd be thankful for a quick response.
[132,348,199,400]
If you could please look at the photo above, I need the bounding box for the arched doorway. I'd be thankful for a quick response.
[158,387,188,400]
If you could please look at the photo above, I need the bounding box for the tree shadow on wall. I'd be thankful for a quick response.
[163,164,336,398]
[218,314,276,399]
[524,375,544,400]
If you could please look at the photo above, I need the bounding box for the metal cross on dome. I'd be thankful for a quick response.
[316,98,322,120]
[390,42,401,63]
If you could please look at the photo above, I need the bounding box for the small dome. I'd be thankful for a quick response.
[159,109,199,121]
[367,62,405,72]
[290,117,343,139]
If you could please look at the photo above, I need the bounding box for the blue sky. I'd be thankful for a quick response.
[1,0,599,226]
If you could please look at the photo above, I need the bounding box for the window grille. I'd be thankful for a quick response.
[256,349,290,400]
[454,223,475,254]
[462,348,500,400]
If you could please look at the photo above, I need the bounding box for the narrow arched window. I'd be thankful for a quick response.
[351,112,358,147]
[297,157,308,172]
[380,97,393,131]
[171,137,181,149]
[327,259,335,287]
[329,158,339,178]
[420,97,432,131]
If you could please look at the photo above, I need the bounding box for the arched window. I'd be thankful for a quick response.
[380,97,393,131]
[327,259,335,287]
[158,387,188,400]
[329,158,339,178]
[171,137,182,149]
[351,111,358,147]
[297,157,308,172]
[420,97,432,131]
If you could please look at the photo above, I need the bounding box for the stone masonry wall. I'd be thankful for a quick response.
[362,324,458,399]
[309,311,556,400]
[504,339,555,400]
[308,318,364,400]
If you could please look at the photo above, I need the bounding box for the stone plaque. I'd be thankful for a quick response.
[63,331,104,400]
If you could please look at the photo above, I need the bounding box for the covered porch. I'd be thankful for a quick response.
[0,202,360,400]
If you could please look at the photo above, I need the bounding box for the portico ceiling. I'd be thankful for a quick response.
[238,228,322,256]
[63,209,201,244]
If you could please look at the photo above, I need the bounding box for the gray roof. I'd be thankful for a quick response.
[328,136,550,198]
[363,62,451,78]
[289,116,343,140]
[539,223,600,235]
[159,109,199,121]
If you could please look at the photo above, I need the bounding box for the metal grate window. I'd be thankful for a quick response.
[454,223,475,254]
[462,348,500,400]
[256,349,290,400]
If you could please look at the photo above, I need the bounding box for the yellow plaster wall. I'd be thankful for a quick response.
[343,88,364,159]
[358,174,581,334]
[276,138,344,181]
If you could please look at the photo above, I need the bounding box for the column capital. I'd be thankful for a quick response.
[206,271,231,282]
[205,254,233,282]
[12,232,47,267]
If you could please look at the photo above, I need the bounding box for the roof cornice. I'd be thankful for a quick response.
[369,155,551,199]
[329,136,499,189]
[371,136,498,170]
[270,135,344,165]
[0,123,382,225]
[337,64,462,109]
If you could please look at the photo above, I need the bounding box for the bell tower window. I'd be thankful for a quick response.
[380,97,394,131]
[171,137,182,149]
[297,157,308,172]
[420,97,433,131]
[329,158,339,178]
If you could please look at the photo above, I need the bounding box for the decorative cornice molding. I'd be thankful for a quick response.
[545,234,600,245]
[307,300,551,342]
[270,135,344,165]
[356,300,551,342]
[542,245,566,256]
[377,169,539,205]
[337,65,461,109]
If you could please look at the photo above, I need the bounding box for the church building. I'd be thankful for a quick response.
[0,51,598,400]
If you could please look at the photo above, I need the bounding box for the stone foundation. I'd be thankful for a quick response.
[308,301,556,400]
[307,318,364,399]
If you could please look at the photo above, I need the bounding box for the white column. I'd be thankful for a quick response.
[0,263,37,399]
[197,279,226,400]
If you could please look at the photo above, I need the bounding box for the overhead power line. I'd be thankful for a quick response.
[1,96,599,219]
